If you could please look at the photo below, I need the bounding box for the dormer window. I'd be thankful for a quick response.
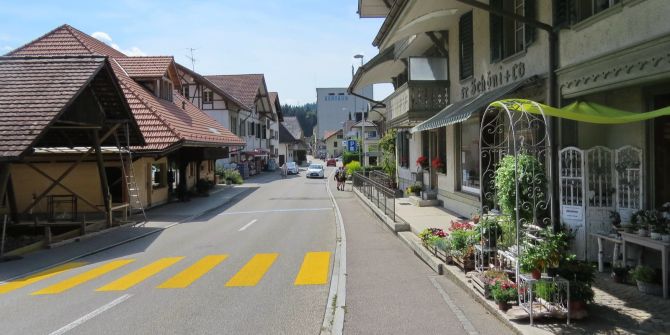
[203,90,213,104]
[158,78,173,101]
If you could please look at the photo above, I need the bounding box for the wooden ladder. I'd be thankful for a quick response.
[115,126,147,225]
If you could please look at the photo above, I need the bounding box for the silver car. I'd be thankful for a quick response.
[306,164,325,179]
[286,162,299,175]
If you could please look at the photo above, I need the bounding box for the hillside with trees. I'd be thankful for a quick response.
[281,102,317,137]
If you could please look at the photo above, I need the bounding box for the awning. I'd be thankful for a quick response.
[498,99,670,124]
[411,77,536,133]
[348,45,404,93]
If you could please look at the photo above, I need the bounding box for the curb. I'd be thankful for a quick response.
[0,187,252,284]
[397,232,443,275]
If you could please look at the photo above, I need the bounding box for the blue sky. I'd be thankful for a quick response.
[0,0,393,105]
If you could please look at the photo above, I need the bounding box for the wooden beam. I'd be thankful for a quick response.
[25,163,105,213]
[6,176,18,223]
[20,124,120,215]
[425,31,449,57]
[93,129,113,227]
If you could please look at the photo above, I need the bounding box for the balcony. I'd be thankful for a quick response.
[385,82,449,128]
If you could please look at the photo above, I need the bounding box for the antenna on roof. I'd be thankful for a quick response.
[185,48,197,71]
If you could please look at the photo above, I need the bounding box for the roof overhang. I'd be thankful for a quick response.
[349,45,403,93]
[358,0,392,18]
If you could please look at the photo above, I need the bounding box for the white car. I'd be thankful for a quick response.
[306,164,325,179]
[286,162,299,175]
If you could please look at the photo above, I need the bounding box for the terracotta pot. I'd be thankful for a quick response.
[569,300,586,313]
[497,301,510,311]
[531,269,542,280]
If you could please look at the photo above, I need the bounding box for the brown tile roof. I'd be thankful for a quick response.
[7,24,126,58]
[175,63,249,112]
[324,129,342,140]
[7,24,243,152]
[115,56,174,78]
[282,116,303,140]
[204,74,264,110]
[0,56,132,160]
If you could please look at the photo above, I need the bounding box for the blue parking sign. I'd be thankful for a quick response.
[347,140,358,152]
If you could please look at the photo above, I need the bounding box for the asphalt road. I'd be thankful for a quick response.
[0,161,511,335]
[0,167,335,335]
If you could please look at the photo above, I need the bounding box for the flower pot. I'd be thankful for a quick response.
[636,280,663,296]
[569,300,587,313]
[497,301,510,311]
[531,269,542,280]
[612,271,627,284]
[651,232,662,240]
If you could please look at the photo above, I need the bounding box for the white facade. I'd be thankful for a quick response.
[315,86,373,139]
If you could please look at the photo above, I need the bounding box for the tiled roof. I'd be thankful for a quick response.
[278,123,297,143]
[269,92,279,106]
[7,24,243,151]
[204,74,264,110]
[115,56,174,78]
[281,116,303,140]
[324,130,341,140]
[0,56,104,159]
[175,63,249,112]
[351,120,377,128]
[7,24,126,58]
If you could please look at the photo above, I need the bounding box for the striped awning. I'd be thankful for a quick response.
[410,77,536,133]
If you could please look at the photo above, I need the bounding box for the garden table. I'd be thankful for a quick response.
[620,232,670,298]
[589,232,622,272]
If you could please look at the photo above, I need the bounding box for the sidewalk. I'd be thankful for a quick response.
[364,194,670,334]
[0,182,256,282]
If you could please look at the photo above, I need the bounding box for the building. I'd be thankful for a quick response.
[352,0,670,263]
[324,130,344,158]
[4,24,244,220]
[349,120,380,166]
[315,86,373,139]
[279,117,307,165]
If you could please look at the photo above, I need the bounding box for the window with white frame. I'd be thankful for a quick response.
[182,85,190,99]
[203,90,213,104]
[490,0,535,62]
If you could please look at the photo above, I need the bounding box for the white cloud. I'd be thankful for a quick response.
[92,31,146,56]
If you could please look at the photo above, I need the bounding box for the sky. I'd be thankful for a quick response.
[0,0,394,105]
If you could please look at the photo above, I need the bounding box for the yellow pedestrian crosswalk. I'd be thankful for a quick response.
[0,252,331,296]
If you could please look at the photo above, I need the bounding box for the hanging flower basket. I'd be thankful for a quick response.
[416,156,428,170]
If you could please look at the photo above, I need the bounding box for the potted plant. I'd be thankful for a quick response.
[609,210,621,227]
[556,260,596,312]
[631,265,662,295]
[416,155,428,170]
[477,215,502,248]
[490,280,517,311]
[520,243,544,279]
[431,156,445,174]
[612,266,628,284]
[534,281,557,302]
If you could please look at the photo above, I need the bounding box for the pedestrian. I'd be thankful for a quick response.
[281,163,288,178]
[335,166,346,191]
[333,167,341,190]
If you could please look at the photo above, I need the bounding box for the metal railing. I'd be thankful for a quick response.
[352,172,402,223]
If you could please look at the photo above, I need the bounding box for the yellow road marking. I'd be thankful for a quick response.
[96,257,184,291]
[157,255,228,289]
[225,253,278,287]
[32,259,135,295]
[0,262,86,294]
[294,252,331,285]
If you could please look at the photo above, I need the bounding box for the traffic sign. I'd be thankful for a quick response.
[347,140,358,152]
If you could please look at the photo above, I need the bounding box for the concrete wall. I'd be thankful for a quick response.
[559,0,670,68]
[316,87,373,139]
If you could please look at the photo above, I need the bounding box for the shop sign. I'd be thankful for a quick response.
[461,62,526,99]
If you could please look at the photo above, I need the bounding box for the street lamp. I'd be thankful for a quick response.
[353,54,366,167]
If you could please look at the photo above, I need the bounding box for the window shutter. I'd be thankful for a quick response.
[459,12,474,80]
[524,0,536,47]
[489,0,503,62]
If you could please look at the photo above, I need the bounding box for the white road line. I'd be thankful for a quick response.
[238,219,258,231]
[48,294,132,335]
[429,277,479,335]
[217,207,332,216]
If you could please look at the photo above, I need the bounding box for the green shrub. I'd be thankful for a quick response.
[494,154,547,223]
[343,151,359,165]
[345,161,362,176]
[222,169,243,184]
[631,265,657,283]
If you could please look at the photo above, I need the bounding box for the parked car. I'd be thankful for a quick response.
[286,162,299,175]
[326,158,336,167]
[306,164,325,179]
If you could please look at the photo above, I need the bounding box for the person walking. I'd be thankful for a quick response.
[335,166,346,191]
[281,162,288,178]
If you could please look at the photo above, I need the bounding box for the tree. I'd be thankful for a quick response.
[281,102,317,137]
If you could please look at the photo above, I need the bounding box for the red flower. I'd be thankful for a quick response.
[416,156,428,168]
[431,157,444,170]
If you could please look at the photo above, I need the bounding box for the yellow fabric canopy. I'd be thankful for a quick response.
[496,99,670,124]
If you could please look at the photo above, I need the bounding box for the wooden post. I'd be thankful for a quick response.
[93,130,112,227]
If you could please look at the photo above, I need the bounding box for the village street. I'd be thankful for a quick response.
[0,163,508,335]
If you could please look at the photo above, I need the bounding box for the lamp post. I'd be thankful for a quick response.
[353,54,365,167]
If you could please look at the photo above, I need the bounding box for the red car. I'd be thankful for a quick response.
[326,158,336,167]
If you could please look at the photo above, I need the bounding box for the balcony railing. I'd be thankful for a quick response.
[385,82,449,128]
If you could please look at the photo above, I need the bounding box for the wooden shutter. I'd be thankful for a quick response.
[489,0,503,62]
[524,0,536,47]
[459,12,474,80]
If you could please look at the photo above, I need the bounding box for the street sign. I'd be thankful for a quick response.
[347,140,358,152]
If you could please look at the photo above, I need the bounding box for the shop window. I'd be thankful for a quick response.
[459,11,473,80]
[490,0,535,62]
[459,117,480,194]
[152,163,167,189]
